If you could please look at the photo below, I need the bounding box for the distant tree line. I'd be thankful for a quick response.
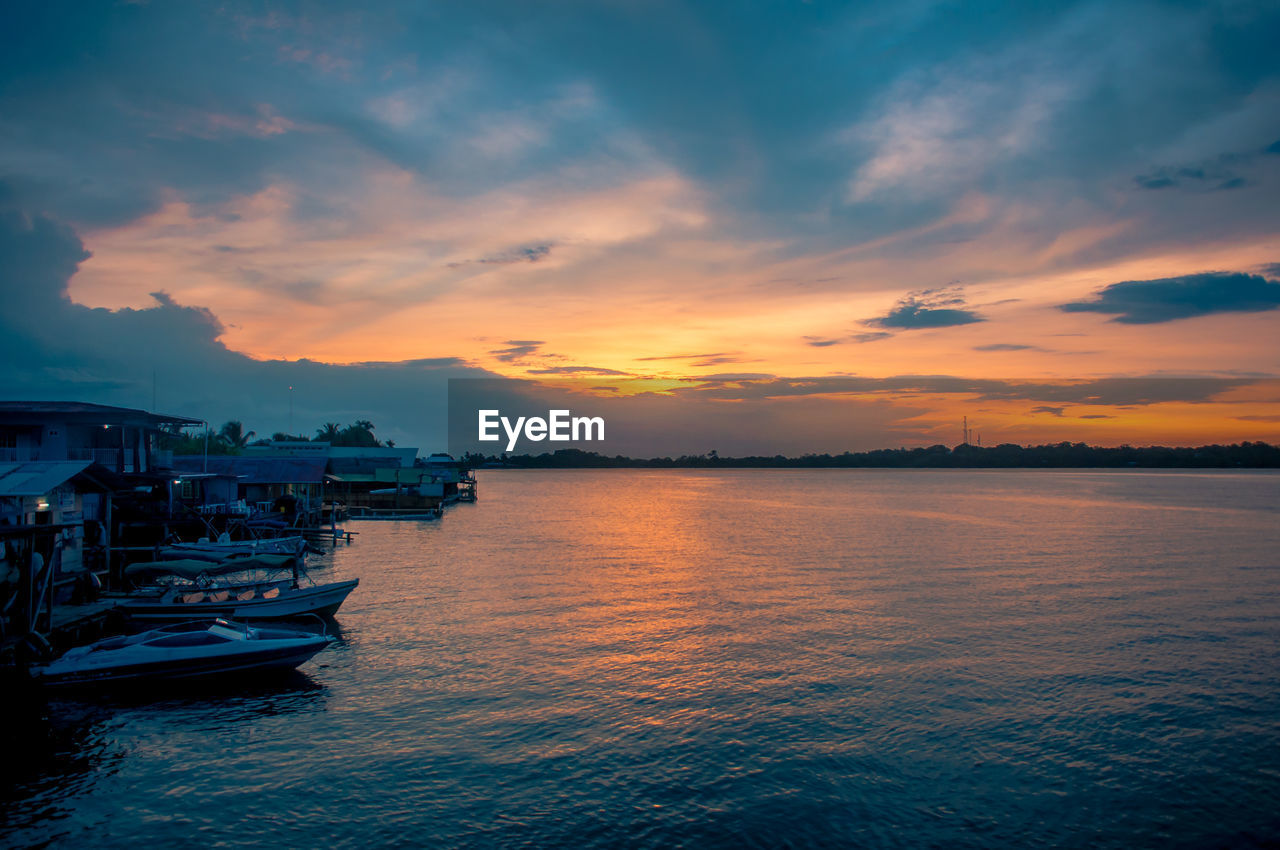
[161,419,393,455]
[467,441,1280,469]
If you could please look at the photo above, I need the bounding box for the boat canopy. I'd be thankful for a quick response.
[125,554,296,581]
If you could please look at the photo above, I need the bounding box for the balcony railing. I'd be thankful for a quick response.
[65,448,122,467]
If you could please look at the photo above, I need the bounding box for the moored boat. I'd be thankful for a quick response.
[120,577,359,622]
[160,534,306,561]
[31,618,331,686]
[117,557,358,622]
[347,507,441,521]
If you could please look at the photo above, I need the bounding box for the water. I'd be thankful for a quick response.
[4,469,1280,848]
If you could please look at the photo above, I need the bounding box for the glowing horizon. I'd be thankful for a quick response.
[3,2,1279,450]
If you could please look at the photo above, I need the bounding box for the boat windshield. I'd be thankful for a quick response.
[154,620,220,634]
[145,632,234,648]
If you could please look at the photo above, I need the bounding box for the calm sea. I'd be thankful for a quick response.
[4,469,1280,848]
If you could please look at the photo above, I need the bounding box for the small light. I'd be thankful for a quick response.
[36,498,50,510]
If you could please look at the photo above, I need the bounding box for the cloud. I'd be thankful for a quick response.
[449,244,553,268]
[1060,271,1280,324]
[691,356,749,367]
[3,0,1280,437]
[864,287,984,330]
[0,209,494,449]
[804,330,893,347]
[845,61,1071,203]
[1079,414,1112,419]
[490,340,544,362]
[1132,155,1249,192]
[673,374,1258,408]
[525,365,629,375]
[975,343,1035,352]
[1031,406,1065,416]
[636,352,732,361]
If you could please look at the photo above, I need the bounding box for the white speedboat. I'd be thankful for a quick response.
[32,619,331,686]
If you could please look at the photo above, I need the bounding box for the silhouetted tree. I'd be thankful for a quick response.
[217,420,255,449]
[336,420,381,447]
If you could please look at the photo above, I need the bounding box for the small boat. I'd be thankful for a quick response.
[348,508,442,521]
[117,557,358,622]
[31,619,331,686]
[160,533,306,561]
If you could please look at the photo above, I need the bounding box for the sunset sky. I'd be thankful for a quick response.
[2,1,1278,452]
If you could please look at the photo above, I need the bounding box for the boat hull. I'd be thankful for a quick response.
[348,513,438,521]
[120,579,359,622]
[36,640,329,686]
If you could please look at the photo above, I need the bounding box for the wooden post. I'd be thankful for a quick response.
[103,494,114,590]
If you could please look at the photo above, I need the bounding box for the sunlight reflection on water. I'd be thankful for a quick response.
[4,470,1280,848]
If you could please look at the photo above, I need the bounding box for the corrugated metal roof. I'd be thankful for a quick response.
[327,457,394,475]
[170,456,328,484]
[0,400,202,426]
[0,460,94,496]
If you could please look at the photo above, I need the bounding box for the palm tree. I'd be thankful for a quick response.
[315,422,342,443]
[218,420,256,449]
[343,419,381,447]
[337,421,378,447]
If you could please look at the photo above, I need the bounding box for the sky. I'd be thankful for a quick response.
[1,0,1278,453]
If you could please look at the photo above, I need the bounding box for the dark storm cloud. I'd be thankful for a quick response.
[1060,271,1280,324]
